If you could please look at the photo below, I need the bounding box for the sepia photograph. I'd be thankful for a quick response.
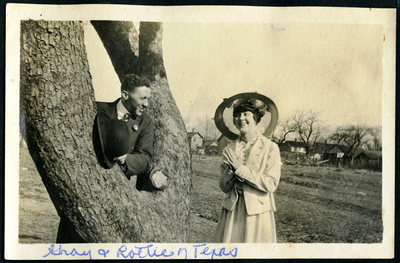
[5,4,395,259]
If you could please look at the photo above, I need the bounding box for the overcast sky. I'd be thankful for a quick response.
[84,22,383,131]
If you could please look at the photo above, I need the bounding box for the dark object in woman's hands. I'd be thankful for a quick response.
[219,163,237,193]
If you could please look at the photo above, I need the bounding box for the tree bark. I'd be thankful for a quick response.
[90,21,139,83]
[21,20,192,243]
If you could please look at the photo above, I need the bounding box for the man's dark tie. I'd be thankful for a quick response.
[122,113,131,122]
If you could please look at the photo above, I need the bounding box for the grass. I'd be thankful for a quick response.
[18,143,382,244]
[19,142,59,244]
[190,156,382,243]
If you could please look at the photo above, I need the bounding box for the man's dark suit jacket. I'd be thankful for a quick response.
[96,98,155,177]
[56,99,155,244]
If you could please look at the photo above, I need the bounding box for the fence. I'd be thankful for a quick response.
[280,152,382,171]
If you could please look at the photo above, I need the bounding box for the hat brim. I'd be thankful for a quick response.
[214,92,279,140]
[96,112,116,169]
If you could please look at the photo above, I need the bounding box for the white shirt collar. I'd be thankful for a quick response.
[116,99,130,120]
[236,135,258,146]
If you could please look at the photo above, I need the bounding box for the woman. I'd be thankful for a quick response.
[213,94,281,243]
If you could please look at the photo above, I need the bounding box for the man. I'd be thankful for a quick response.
[56,74,155,243]
[96,73,155,178]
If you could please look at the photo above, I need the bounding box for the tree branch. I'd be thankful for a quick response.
[91,21,139,82]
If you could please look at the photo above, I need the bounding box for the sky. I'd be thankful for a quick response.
[84,21,383,134]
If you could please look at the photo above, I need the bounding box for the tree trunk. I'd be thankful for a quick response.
[21,20,191,243]
[90,21,139,83]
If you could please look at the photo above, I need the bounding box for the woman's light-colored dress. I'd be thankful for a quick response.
[214,135,281,243]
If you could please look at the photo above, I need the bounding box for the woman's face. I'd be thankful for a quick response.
[233,111,257,135]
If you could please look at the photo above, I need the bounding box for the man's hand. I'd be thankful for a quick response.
[114,154,127,165]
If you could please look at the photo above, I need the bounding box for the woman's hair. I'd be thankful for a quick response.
[233,98,266,124]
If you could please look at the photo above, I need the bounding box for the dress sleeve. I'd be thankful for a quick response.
[123,118,155,177]
[234,142,281,193]
[219,148,236,193]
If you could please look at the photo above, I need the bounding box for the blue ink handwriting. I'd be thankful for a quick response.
[271,24,285,31]
[43,244,92,260]
[98,249,109,258]
[193,243,237,259]
[178,247,188,259]
[117,244,174,259]
[43,243,238,259]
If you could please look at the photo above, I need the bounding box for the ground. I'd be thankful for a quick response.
[18,144,382,244]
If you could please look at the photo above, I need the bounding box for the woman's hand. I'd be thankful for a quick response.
[223,148,242,171]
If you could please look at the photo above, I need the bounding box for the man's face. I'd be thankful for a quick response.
[121,86,151,117]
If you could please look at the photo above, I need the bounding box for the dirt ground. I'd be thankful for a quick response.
[191,156,383,243]
[18,144,382,244]
[18,143,215,244]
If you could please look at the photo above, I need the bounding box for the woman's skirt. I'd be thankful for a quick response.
[213,194,277,243]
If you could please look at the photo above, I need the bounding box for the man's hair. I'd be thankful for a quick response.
[121,74,151,92]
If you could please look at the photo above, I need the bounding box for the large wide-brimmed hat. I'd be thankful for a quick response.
[96,112,133,169]
[214,92,279,140]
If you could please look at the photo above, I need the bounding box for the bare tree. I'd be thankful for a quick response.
[328,124,371,159]
[291,110,325,155]
[204,116,219,141]
[368,126,382,150]
[20,20,191,243]
[271,117,296,147]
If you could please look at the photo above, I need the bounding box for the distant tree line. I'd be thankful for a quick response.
[188,110,381,164]
[271,110,381,160]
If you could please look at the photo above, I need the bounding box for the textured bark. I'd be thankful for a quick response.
[136,22,167,81]
[92,21,192,241]
[90,21,139,83]
[20,20,192,243]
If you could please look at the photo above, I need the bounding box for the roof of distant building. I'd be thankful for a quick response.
[355,150,382,159]
[187,132,203,139]
[282,140,306,148]
[203,140,218,147]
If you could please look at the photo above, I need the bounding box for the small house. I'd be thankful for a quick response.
[288,141,307,154]
[203,140,218,155]
[354,150,382,164]
[279,140,307,163]
[323,145,345,162]
[187,131,203,151]
[354,150,382,171]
